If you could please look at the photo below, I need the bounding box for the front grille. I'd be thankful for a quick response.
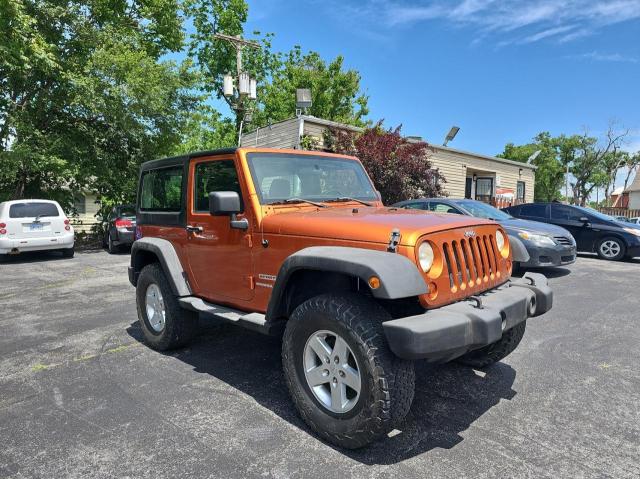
[554,236,573,246]
[441,234,500,292]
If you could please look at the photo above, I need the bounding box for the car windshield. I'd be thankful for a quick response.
[246,153,378,205]
[456,200,512,220]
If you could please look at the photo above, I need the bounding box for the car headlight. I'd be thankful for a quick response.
[518,231,556,246]
[623,227,640,237]
[496,230,505,251]
[418,242,434,273]
[495,230,510,258]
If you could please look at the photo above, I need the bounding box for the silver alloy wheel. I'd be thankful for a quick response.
[600,240,621,259]
[145,283,166,332]
[303,330,361,414]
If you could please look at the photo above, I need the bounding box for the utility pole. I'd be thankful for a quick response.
[213,33,261,145]
[565,163,570,204]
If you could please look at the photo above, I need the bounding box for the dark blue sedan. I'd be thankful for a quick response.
[393,198,577,269]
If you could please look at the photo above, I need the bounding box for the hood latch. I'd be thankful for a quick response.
[387,228,401,253]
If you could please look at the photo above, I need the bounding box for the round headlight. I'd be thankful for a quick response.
[418,242,434,273]
[496,230,505,251]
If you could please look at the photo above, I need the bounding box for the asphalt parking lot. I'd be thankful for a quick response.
[1,250,639,479]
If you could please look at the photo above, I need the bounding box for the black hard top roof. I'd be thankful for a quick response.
[140,148,238,172]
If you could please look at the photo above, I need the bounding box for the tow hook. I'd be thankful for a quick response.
[387,228,401,253]
[468,295,484,309]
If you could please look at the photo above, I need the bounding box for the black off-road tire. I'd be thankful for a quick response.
[282,293,415,449]
[136,263,197,351]
[596,237,626,261]
[61,247,74,258]
[456,321,527,368]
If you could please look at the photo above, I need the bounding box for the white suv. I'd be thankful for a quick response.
[0,200,75,259]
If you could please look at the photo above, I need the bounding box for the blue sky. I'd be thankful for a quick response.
[239,0,639,186]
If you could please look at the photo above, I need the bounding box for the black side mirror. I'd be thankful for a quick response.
[209,191,248,230]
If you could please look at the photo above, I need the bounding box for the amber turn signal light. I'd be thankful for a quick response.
[368,276,381,289]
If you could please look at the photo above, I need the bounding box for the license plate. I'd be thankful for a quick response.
[30,223,43,231]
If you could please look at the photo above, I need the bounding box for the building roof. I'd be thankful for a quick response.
[626,172,640,192]
[430,144,537,170]
[245,115,536,170]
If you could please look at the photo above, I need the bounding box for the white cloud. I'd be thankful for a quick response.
[328,0,640,45]
[574,51,639,63]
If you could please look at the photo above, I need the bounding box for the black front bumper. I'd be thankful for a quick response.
[520,243,576,268]
[383,272,552,362]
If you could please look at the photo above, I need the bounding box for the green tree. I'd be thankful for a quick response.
[0,0,197,209]
[252,46,369,128]
[185,1,369,135]
[498,132,564,202]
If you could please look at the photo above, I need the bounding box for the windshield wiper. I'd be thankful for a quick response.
[270,198,327,208]
[325,197,373,207]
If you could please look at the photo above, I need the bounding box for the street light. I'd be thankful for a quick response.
[296,88,312,115]
[443,126,460,146]
[527,150,541,164]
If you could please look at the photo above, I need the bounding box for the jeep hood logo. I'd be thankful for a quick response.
[464,230,477,238]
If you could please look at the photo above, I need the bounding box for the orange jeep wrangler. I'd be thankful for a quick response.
[128,148,552,448]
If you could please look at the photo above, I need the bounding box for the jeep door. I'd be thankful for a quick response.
[184,156,253,302]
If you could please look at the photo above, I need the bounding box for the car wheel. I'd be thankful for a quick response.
[282,293,415,449]
[107,233,118,254]
[457,321,527,368]
[596,237,626,261]
[136,263,198,351]
[61,247,74,259]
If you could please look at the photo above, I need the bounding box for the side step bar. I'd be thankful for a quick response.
[178,297,271,335]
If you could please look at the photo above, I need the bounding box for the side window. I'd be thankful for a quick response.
[194,160,242,212]
[520,204,547,218]
[140,166,183,212]
[551,204,582,221]
[402,202,427,210]
[430,202,462,214]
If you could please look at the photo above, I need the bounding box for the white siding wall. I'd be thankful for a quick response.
[428,148,535,203]
[240,118,300,149]
[629,191,640,210]
[71,193,100,233]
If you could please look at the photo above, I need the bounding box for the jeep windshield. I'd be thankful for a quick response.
[246,153,378,205]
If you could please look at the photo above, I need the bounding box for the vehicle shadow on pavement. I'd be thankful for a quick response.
[577,253,640,264]
[511,266,571,279]
[0,250,72,264]
[127,319,518,464]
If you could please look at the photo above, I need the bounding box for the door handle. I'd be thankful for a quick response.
[186,225,204,234]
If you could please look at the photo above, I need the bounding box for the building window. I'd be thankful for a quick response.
[517,181,525,202]
[475,177,494,203]
[73,194,86,214]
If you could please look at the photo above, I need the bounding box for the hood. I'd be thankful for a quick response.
[499,217,570,236]
[261,206,495,246]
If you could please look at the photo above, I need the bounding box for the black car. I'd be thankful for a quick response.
[502,202,640,261]
[103,204,136,254]
[393,198,577,268]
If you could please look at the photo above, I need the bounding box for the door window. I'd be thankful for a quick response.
[429,202,462,214]
[140,167,183,211]
[520,204,547,218]
[516,181,525,202]
[551,204,583,221]
[193,160,242,212]
[475,178,494,203]
[402,202,427,210]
